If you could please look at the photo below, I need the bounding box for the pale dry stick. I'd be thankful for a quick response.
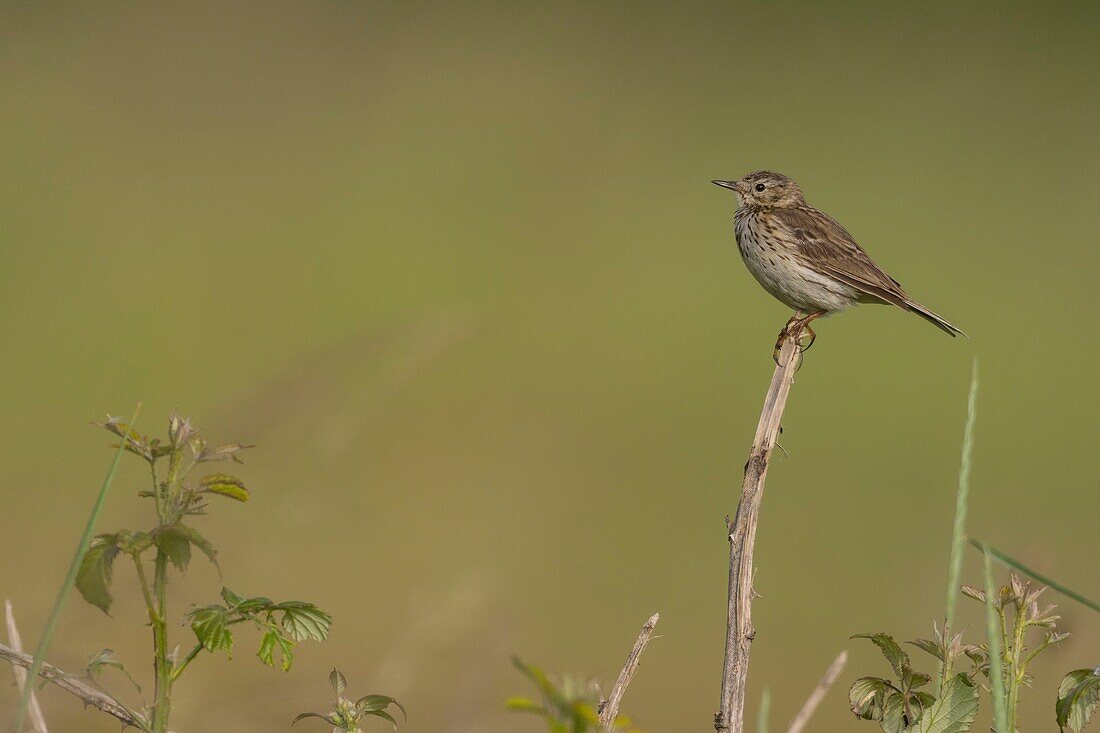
[715,328,806,733]
[0,641,146,729]
[785,650,848,733]
[598,612,660,731]
[5,601,49,733]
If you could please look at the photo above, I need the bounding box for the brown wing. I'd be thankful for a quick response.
[771,205,909,307]
[772,205,965,337]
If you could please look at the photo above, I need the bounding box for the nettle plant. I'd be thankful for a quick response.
[850,574,1097,733]
[75,413,331,733]
[294,668,406,732]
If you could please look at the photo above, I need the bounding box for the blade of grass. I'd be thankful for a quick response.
[945,359,978,634]
[968,537,1100,614]
[14,404,141,733]
[983,549,1009,732]
[756,688,770,733]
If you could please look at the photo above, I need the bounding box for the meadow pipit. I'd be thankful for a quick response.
[712,171,964,360]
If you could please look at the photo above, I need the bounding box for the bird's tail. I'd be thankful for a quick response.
[902,298,967,338]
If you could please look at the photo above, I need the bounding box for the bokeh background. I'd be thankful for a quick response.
[2,2,1097,731]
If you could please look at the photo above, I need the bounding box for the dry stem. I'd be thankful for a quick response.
[0,640,146,729]
[785,650,848,733]
[599,612,660,731]
[715,328,806,733]
[6,601,49,733]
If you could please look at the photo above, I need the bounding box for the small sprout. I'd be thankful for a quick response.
[85,649,141,693]
[294,668,405,732]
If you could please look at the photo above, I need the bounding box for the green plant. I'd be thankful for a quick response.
[73,413,331,733]
[1057,668,1100,733]
[294,668,405,732]
[507,657,639,733]
[848,367,1097,733]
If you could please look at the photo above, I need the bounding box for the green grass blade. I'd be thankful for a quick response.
[756,687,770,733]
[983,549,1009,732]
[969,537,1100,614]
[14,404,141,733]
[945,359,978,633]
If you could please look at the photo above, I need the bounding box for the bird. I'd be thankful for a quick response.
[711,171,964,360]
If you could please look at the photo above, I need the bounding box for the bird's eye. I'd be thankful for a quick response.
[754,183,766,192]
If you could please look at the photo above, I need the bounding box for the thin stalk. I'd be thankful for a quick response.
[1006,598,1027,732]
[968,538,1100,614]
[716,330,805,733]
[150,551,172,733]
[983,551,1008,733]
[944,360,978,633]
[937,359,977,691]
[756,688,770,733]
[14,403,141,733]
[170,643,204,682]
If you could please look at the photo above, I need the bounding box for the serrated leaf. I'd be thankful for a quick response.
[187,605,233,654]
[853,633,911,679]
[76,534,121,613]
[221,587,245,607]
[154,527,192,571]
[330,668,347,698]
[198,473,250,502]
[908,674,978,733]
[258,629,295,671]
[908,639,943,662]
[173,524,219,568]
[1057,669,1100,732]
[276,602,332,642]
[85,648,142,692]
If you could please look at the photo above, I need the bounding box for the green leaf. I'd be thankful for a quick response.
[257,628,296,671]
[330,668,347,698]
[1057,669,1100,733]
[293,711,337,726]
[505,696,544,713]
[174,524,219,568]
[154,527,192,571]
[908,674,978,733]
[357,695,406,719]
[198,473,250,502]
[908,639,943,662]
[85,648,141,692]
[853,634,911,679]
[276,601,332,642]
[187,605,233,654]
[75,534,121,613]
[365,708,400,730]
[221,586,274,614]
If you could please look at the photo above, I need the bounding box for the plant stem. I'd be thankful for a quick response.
[171,643,203,682]
[150,550,171,733]
[716,329,805,733]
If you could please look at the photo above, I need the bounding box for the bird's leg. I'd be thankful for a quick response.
[792,310,826,353]
[773,310,826,364]
[773,314,802,364]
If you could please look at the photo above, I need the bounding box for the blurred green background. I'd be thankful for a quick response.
[1,2,1097,731]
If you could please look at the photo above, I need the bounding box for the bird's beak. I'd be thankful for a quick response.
[712,179,741,192]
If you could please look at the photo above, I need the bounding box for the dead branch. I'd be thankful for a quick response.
[599,613,660,731]
[0,640,146,729]
[786,650,848,733]
[715,329,806,733]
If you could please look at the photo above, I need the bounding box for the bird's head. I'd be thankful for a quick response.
[712,171,805,208]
